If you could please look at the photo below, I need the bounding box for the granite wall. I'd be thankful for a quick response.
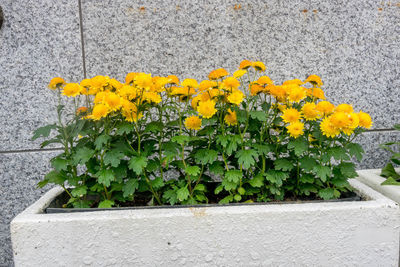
[0,0,399,265]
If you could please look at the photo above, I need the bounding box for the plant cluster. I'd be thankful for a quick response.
[380,124,400,185]
[34,60,372,208]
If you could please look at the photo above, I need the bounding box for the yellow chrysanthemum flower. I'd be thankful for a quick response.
[143,91,162,104]
[48,77,65,90]
[181,78,199,88]
[307,87,325,100]
[208,68,229,80]
[320,116,340,138]
[227,90,244,105]
[135,73,153,89]
[171,86,196,97]
[184,116,202,130]
[104,92,122,111]
[109,78,123,90]
[76,106,88,115]
[167,75,180,85]
[330,111,350,129]
[316,101,335,115]
[239,60,252,70]
[122,108,142,122]
[252,61,266,72]
[197,100,217,118]
[249,83,264,96]
[62,83,82,97]
[269,85,287,100]
[223,77,240,90]
[233,69,247,78]
[224,109,238,126]
[118,85,138,100]
[208,88,223,99]
[94,91,107,104]
[125,72,138,85]
[89,104,109,120]
[335,103,354,114]
[342,113,360,135]
[286,121,304,138]
[199,80,217,91]
[304,74,323,87]
[281,108,302,123]
[283,79,303,86]
[287,85,306,103]
[302,102,319,121]
[257,76,273,86]
[91,75,109,90]
[191,95,202,110]
[358,111,372,129]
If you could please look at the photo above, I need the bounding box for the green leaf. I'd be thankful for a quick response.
[72,200,91,208]
[44,170,67,185]
[96,169,115,187]
[37,179,49,188]
[115,122,135,135]
[51,157,68,171]
[151,177,164,190]
[209,161,224,175]
[249,173,264,187]
[299,174,314,183]
[128,155,148,175]
[185,166,201,176]
[122,179,139,197]
[347,143,364,161]
[338,162,358,178]
[71,185,88,197]
[318,188,335,200]
[299,157,318,172]
[214,185,224,194]
[146,159,160,173]
[225,170,242,183]
[381,163,400,179]
[288,137,308,156]
[222,179,238,191]
[163,189,178,205]
[237,187,246,195]
[40,138,62,148]
[144,121,164,133]
[226,135,241,155]
[194,184,206,192]
[195,149,218,165]
[94,135,111,150]
[98,200,115,208]
[265,170,289,186]
[176,186,190,201]
[236,149,259,169]
[73,147,95,165]
[327,147,350,161]
[216,135,229,147]
[31,124,57,140]
[253,144,272,156]
[313,165,332,182]
[172,135,190,145]
[249,111,267,122]
[103,150,125,168]
[219,195,234,204]
[394,124,400,131]
[234,194,242,201]
[381,177,400,186]
[274,158,294,171]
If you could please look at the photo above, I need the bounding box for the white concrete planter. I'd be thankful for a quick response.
[11,179,400,266]
[357,168,400,204]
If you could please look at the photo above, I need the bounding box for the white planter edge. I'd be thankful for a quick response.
[11,178,400,266]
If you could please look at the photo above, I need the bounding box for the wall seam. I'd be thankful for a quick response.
[78,0,87,79]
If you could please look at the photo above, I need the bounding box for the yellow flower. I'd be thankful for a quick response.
[224,109,238,126]
[307,87,325,100]
[143,91,162,104]
[125,72,138,84]
[119,85,138,100]
[252,61,266,72]
[320,116,340,138]
[208,68,229,80]
[283,79,303,86]
[269,85,287,100]
[281,108,302,123]
[330,111,350,129]
[79,79,92,95]
[89,104,109,120]
[239,60,252,69]
[286,121,304,138]
[249,83,264,96]
[197,100,217,118]
[305,74,323,87]
[257,76,273,86]
[287,85,306,103]
[104,92,122,111]
[181,78,199,88]
[191,95,202,110]
[227,90,244,105]
[76,106,88,115]
[302,102,319,121]
[233,69,247,78]
[94,91,107,104]
[48,77,65,90]
[184,116,202,130]
[109,78,123,90]
[208,88,223,99]
[167,75,180,85]
[91,75,109,90]
[342,113,360,135]
[153,77,169,92]
[62,83,82,97]
[358,111,372,129]
[122,108,142,122]
[335,103,353,114]
[199,80,217,91]
[135,73,153,89]
[316,101,335,115]
[223,77,240,90]
[171,86,196,97]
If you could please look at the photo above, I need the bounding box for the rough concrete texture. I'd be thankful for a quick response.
[0,151,57,266]
[11,180,400,266]
[81,0,400,129]
[357,169,400,204]
[0,0,83,151]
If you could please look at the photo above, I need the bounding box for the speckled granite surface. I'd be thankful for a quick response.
[0,0,83,151]
[81,0,399,129]
[0,151,57,267]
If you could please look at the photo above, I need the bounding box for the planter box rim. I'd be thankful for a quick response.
[12,178,398,224]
